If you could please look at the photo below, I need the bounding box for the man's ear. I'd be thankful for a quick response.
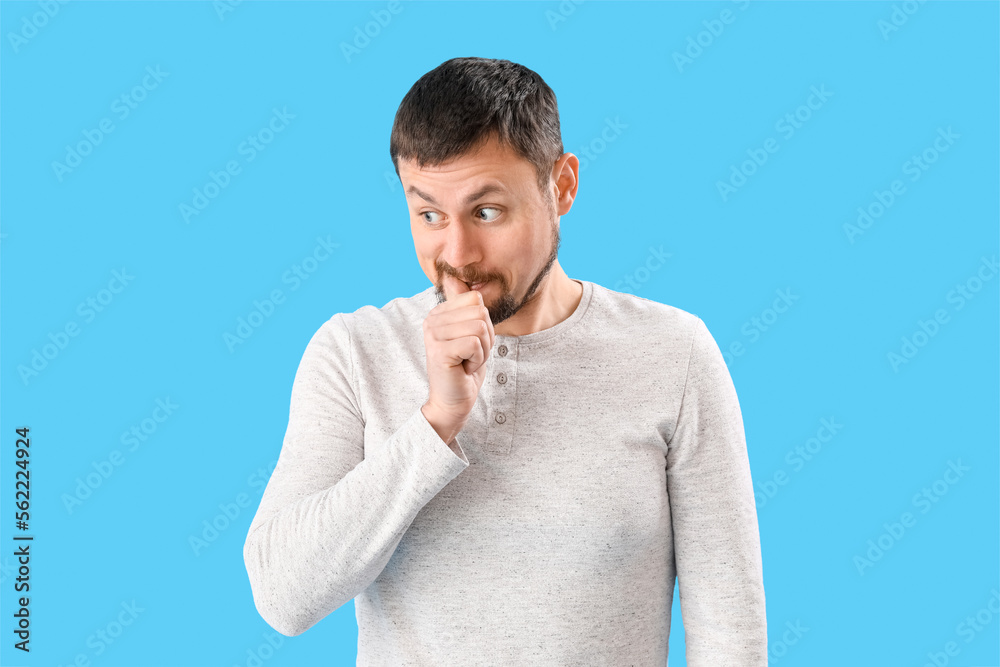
[551,153,579,216]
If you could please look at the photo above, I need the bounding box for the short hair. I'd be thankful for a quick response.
[390,57,564,199]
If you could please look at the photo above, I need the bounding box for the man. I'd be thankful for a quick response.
[243,57,767,665]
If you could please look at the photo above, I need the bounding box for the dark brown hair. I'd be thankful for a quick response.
[389,57,564,199]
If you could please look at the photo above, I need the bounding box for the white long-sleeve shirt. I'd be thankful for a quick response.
[243,279,767,665]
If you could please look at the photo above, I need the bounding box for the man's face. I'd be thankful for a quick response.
[399,135,563,327]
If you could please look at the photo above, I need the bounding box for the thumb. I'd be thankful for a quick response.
[442,272,470,299]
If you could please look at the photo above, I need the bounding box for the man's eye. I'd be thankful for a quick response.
[477,207,501,222]
[420,209,501,224]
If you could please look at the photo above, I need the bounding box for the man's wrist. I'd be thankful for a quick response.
[421,402,463,449]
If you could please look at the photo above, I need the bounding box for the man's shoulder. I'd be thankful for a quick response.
[316,284,437,342]
[589,281,704,340]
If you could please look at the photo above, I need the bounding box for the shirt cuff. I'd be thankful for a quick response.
[411,405,470,467]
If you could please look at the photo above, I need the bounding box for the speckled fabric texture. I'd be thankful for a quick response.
[243,279,767,665]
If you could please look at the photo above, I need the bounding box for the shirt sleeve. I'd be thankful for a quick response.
[242,313,470,637]
[666,316,768,665]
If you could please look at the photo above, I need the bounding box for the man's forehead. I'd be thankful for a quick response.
[404,180,512,207]
[398,138,534,204]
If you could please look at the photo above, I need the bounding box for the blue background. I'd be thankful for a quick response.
[2,1,997,665]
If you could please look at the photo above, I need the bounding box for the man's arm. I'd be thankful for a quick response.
[666,316,767,665]
[243,313,469,637]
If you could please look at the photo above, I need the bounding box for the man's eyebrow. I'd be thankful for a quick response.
[405,183,509,207]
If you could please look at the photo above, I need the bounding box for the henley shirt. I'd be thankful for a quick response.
[243,278,768,666]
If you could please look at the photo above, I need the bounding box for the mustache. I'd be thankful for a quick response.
[451,273,492,284]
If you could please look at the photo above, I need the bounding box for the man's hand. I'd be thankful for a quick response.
[421,273,495,446]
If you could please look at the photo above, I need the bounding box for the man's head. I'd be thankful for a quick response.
[390,57,578,328]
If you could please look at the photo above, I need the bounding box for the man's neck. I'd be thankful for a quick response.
[493,270,583,337]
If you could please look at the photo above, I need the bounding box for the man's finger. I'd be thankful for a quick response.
[443,272,470,300]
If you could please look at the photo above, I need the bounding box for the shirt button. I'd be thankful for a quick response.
[497,344,508,357]
[495,412,506,424]
[496,372,507,384]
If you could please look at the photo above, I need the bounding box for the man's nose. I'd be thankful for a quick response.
[440,220,482,270]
